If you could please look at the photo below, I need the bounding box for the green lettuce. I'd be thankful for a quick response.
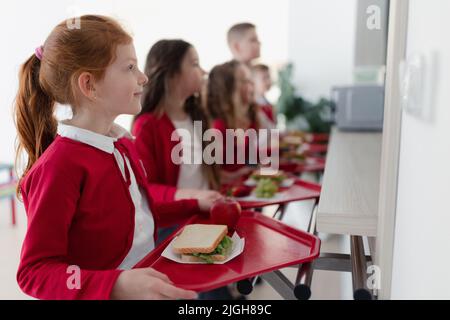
[189,236,233,264]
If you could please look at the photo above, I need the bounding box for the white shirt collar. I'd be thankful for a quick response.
[57,121,132,154]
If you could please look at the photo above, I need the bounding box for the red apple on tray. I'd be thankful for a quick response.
[210,197,242,233]
[230,185,253,198]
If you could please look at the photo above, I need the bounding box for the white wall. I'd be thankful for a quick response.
[0,0,290,164]
[391,0,450,299]
[288,0,356,102]
[0,0,356,164]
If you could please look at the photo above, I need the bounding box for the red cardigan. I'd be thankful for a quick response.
[259,104,276,123]
[132,113,183,202]
[17,135,200,300]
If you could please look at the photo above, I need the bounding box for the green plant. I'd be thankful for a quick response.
[277,63,333,133]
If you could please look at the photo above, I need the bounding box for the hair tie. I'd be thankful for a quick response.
[35,46,44,61]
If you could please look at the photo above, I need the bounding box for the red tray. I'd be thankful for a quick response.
[295,162,325,173]
[134,211,320,292]
[235,179,321,209]
[305,133,330,143]
[280,157,326,174]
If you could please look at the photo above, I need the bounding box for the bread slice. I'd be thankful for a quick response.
[252,168,285,180]
[172,224,228,254]
[181,254,227,263]
[282,135,303,146]
[283,150,305,161]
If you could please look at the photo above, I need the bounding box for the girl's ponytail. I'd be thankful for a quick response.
[14,53,56,188]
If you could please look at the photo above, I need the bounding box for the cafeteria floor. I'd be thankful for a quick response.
[0,174,353,300]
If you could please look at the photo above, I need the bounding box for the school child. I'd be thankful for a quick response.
[132,39,223,243]
[14,15,198,300]
[252,64,276,129]
[227,22,261,66]
[206,60,260,183]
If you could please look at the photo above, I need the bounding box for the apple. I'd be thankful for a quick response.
[231,185,252,198]
[210,197,242,233]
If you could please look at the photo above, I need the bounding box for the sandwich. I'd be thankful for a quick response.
[172,224,233,264]
[250,168,286,184]
[282,135,303,146]
[281,149,306,162]
[254,178,279,198]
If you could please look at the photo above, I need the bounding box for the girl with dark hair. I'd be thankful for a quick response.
[132,39,223,242]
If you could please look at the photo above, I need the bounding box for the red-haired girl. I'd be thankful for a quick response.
[14,15,197,300]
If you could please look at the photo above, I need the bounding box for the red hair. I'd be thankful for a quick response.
[14,15,132,193]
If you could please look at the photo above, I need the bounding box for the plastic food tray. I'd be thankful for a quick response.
[302,143,328,155]
[134,211,321,292]
[279,157,326,174]
[235,179,321,209]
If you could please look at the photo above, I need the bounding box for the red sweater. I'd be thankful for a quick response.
[17,135,200,300]
[259,104,276,123]
[132,113,183,202]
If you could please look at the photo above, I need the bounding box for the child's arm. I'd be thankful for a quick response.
[17,162,122,300]
[150,189,224,227]
[152,199,202,228]
[147,182,177,202]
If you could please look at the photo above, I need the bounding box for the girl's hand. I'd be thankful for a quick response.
[110,267,198,300]
[220,166,255,185]
[196,190,224,212]
[235,166,254,178]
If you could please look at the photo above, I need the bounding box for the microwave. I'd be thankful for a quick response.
[331,85,385,131]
